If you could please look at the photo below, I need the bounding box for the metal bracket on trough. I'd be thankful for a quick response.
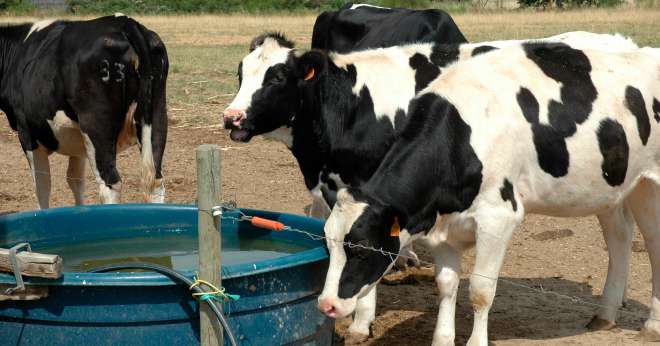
[4,242,31,295]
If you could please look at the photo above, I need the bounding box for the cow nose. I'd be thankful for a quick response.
[318,298,338,317]
[222,109,246,129]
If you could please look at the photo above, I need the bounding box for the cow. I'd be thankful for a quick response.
[317,43,660,345]
[222,31,638,341]
[0,14,168,208]
[311,3,467,53]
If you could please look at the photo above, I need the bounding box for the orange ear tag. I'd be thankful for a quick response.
[390,217,400,237]
[303,67,315,81]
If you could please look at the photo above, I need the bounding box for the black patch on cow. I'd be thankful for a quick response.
[320,184,337,208]
[367,93,483,235]
[430,43,461,67]
[471,45,498,57]
[519,43,598,178]
[394,109,406,132]
[517,87,569,177]
[336,94,483,298]
[597,119,629,186]
[500,179,517,211]
[249,32,294,51]
[653,98,660,123]
[409,53,440,93]
[625,86,651,145]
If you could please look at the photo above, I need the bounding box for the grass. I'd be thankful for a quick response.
[2,9,659,127]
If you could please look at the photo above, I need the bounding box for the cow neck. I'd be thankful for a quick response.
[359,95,484,236]
[289,59,359,191]
[0,24,30,127]
[289,80,325,190]
[0,24,29,84]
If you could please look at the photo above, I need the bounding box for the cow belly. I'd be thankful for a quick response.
[47,111,86,157]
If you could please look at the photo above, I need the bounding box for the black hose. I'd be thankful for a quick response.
[88,263,239,346]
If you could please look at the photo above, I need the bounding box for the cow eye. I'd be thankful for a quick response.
[264,65,288,86]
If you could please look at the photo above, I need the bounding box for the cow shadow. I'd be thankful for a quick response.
[334,275,649,345]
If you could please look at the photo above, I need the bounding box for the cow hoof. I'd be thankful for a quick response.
[344,331,370,344]
[638,326,660,341]
[586,316,616,331]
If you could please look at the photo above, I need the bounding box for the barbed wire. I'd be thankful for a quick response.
[210,202,657,324]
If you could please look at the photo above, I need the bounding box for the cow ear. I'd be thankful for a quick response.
[390,216,401,237]
[296,50,326,83]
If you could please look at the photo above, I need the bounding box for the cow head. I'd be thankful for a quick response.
[318,188,404,318]
[223,32,326,145]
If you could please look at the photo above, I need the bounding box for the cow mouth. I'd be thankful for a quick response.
[229,128,253,142]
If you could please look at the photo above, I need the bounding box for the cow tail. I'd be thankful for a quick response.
[122,17,157,202]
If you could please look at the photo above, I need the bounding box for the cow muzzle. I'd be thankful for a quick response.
[222,109,253,142]
[222,109,246,130]
[317,296,355,319]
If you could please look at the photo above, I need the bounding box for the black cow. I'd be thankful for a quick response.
[311,3,467,53]
[0,14,168,208]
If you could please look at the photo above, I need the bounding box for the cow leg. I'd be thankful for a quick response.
[346,286,376,342]
[396,244,421,269]
[25,147,51,209]
[309,195,331,219]
[67,156,86,205]
[81,133,121,204]
[432,244,461,346]
[627,178,660,340]
[467,206,521,346]
[587,205,634,330]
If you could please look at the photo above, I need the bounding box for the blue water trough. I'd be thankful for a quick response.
[0,204,333,345]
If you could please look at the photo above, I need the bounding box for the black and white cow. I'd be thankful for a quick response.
[0,14,168,208]
[311,3,467,53]
[318,43,660,345]
[222,31,637,340]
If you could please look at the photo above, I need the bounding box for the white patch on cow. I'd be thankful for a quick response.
[24,19,56,41]
[140,124,160,203]
[150,178,165,203]
[349,3,389,9]
[543,31,638,52]
[99,182,121,204]
[226,38,292,113]
[82,133,101,181]
[263,126,293,147]
[47,111,86,157]
[114,12,126,17]
[331,45,432,127]
[25,148,52,209]
[348,287,377,336]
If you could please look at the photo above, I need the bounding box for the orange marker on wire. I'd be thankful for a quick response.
[250,216,286,231]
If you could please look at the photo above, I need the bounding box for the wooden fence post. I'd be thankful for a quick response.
[196,144,222,346]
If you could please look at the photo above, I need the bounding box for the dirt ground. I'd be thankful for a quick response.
[2,10,660,346]
[0,117,656,345]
